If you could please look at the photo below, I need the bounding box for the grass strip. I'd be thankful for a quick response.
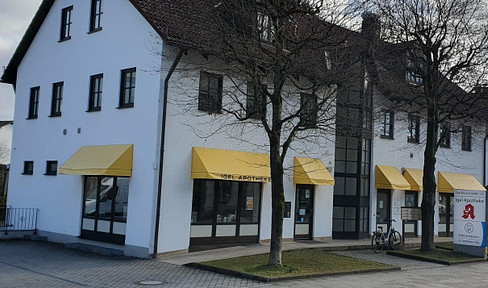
[435,242,454,251]
[388,248,485,265]
[193,249,397,281]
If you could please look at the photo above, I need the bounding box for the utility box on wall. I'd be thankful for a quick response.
[453,189,487,258]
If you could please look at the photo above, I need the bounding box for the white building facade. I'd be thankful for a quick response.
[1,0,486,258]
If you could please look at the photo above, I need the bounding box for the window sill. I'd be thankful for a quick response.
[21,173,33,176]
[461,148,472,152]
[439,146,451,149]
[48,114,62,118]
[86,108,101,113]
[87,27,102,34]
[380,135,394,140]
[58,37,71,43]
[116,104,134,109]
[26,116,38,120]
[407,139,420,144]
[44,173,57,176]
[198,108,222,114]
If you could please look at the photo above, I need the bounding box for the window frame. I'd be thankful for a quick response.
[407,114,420,143]
[23,161,34,175]
[118,68,136,109]
[380,110,394,139]
[462,125,472,151]
[198,71,223,113]
[89,0,103,32]
[246,83,267,120]
[439,122,451,148]
[257,13,274,43]
[60,6,73,41]
[45,161,58,176]
[299,92,318,128]
[88,74,103,112]
[50,82,64,117]
[28,86,40,119]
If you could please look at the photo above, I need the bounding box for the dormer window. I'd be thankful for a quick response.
[60,6,73,41]
[406,59,423,84]
[257,13,274,42]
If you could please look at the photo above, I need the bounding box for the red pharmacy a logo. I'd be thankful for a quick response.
[462,204,475,220]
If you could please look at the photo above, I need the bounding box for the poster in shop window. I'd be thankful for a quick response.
[453,189,486,248]
[246,197,254,211]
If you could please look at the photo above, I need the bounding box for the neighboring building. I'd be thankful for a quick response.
[0,121,12,165]
[1,0,485,258]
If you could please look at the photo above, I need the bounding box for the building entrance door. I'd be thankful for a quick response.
[404,191,418,238]
[376,190,391,232]
[439,193,454,237]
[294,185,314,240]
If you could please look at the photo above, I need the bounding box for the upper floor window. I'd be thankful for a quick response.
[60,6,73,41]
[257,13,274,42]
[246,84,267,120]
[119,68,136,108]
[406,59,423,84]
[45,161,58,176]
[198,71,223,113]
[439,122,451,148]
[28,87,40,119]
[380,110,394,139]
[90,0,103,32]
[88,74,103,112]
[407,114,420,143]
[462,125,472,151]
[50,82,63,117]
[23,161,34,175]
[300,92,318,128]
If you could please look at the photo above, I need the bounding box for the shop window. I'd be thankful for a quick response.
[28,87,40,119]
[198,71,223,113]
[380,110,394,139]
[240,182,261,223]
[191,181,215,224]
[462,125,471,151]
[45,161,58,176]
[83,176,129,223]
[407,114,420,143]
[23,161,34,175]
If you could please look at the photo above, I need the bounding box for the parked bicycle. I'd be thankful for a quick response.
[371,219,402,253]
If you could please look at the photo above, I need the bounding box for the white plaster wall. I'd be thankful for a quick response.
[158,47,336,252]
[371,89,485,236]
[8,0,163,254]
[0,124,13,164]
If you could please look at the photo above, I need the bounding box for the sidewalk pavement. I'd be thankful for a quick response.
[159,237,454,265]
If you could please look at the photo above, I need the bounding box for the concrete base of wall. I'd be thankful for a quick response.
[313,236,332,242]
[0,231,34,240]
[260,238,294,244]
[155,248,189,259]
[36,230,150,258]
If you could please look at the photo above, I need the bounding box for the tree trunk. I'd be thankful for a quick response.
[421,109,437,251]
[268,139,284,267]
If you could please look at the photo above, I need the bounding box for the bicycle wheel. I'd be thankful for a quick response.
[389,230,402,250]
[371,233,383,253]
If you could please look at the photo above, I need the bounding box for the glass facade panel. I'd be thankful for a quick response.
[114,178,129,222]
[192,180,215,224]
[216,182,239,223]
[84,176,98,217]
[240,182,261,223]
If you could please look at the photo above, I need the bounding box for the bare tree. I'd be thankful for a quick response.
[360,0,488,251]
[172,0,360,266]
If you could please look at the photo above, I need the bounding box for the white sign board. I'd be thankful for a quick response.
[453,190,486,248]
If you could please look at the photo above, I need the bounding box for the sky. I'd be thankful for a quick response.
[0,0,42,121]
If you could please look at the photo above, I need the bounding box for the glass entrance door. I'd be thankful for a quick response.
[439,193,454,237]
[404,191,418,238]
[376,190,391,232]
[295,185,314,240]
[81,176,130,244]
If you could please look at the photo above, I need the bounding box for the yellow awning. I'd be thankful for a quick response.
[294,157,335,186]
[192,147,270,182]
[438,171,485,193]
[59,145,134,177]
[404,168,423,191]
[376,165,411,190]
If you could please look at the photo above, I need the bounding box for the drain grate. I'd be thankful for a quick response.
[135,280,167,286]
